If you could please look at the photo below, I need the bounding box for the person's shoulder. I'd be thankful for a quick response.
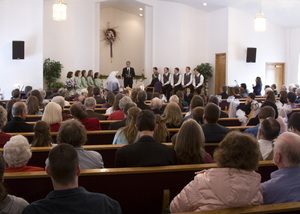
[8,194,29,211]
[83,191,122,212]
[22,198,47,214]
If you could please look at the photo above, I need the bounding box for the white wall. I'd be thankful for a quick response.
[0,0,43,99]
[99,7,145,78]
[208,8,229,96]
[288,27,300,84]
[227,8,287,92]
[152,1,209,78]
[43,0,96,87]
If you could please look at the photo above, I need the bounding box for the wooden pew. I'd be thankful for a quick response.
[217,118,241,126]
[3,161,277,214]
[26,120,121,130]
[25,115,43,122]
[0,142,219,168]
[8,126,254,146]
[176,202,300,214]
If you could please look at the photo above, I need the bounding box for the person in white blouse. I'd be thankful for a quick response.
[193,68,204,95]
[171,67,182,95]
[181,66,193,92]
[161,67,172,101]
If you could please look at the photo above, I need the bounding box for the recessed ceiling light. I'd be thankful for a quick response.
[139,13,143,17]
[139,8,143,11]
[203,2,207,6]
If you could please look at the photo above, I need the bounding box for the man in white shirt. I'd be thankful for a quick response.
[257,117,280,160]
[193,68,204,95]
[171,67,182,95]
[161,67,172,101]
[181,66,193,92]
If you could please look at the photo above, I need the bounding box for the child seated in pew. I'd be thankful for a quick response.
[0,154,29,213]
[153,114,169,143]
[257,118,280,160]
[31,121,54,147]
[170,131,263,212]
[3,135,44,172]
[173,119,213,164]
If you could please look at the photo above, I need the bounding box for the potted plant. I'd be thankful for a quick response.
[195,63,213,95]
[43,58,63,90]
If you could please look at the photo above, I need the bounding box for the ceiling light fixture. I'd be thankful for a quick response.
[139,13,143,17]
[203,2,207,6]
[139,8,143,11]
[254,0,266,32]
[53,0,67,21]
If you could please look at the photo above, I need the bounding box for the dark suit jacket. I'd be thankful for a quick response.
[122,67,135,84]
[86,110,106,120]
[136,102,151,111]
[2,117,33,132]
[115,135,177,167]
[218,92,229,99]
[220,111,229,118]
[152,108,163,115]
[201,123,231,142]
[109,118,127,130]
[94,96,105,104]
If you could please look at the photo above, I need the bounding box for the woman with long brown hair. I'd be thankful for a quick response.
[112,107,141,145]
[26,96,42,115]
[87,70,95,87]
[174,119,212,164]
[153,114,169,143]
[31,121,54,147]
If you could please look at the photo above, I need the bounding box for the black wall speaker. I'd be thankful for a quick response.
[12,41,25,60]
[246,47,256,63]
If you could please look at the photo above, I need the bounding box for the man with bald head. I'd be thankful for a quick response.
[261,132,300,204]
[2,102,33,132]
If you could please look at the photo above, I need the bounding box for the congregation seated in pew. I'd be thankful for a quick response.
[173,119,213,164]
[0,106,11,147]
[112,107,141,145]
[4,135,44,172]
[108,95,132,120]
[0,153,29,213]
[42,102,62,132]
[22,143,122,214]
[262,132,300,204]
[162,102,183,128]
[31,121,54,147]
[84,97,106,120]
[257,118,281,161]
[201,103,231,142]
[45,119,103,169]
[2,102,33,133]
[115,110,177,167]
[170,131,263,213]
[70,102,101,131]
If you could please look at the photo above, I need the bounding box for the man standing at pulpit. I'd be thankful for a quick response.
[122,61,135,88]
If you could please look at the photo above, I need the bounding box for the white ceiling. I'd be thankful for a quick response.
[161,0,300,28]
[100,0,300,28]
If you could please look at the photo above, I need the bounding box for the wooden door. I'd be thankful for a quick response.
[215,53,226,95]
[265,63,285,89]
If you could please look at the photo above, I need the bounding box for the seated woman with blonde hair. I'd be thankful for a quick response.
[174,119,212,164]
[170,131,262,212]
[112,107,141,145]
[4,135,44,172]
[162,102,183,128]
[42,102,62,132]
[31,121,54,147]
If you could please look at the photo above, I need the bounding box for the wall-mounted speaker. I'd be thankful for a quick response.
[246,47,256,63]
[12,41,25,60]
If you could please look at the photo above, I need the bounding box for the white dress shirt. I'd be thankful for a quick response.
[193,74,204,88]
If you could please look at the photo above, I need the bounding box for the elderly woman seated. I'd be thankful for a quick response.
[3,135,44,172]
[170,131,263,212]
